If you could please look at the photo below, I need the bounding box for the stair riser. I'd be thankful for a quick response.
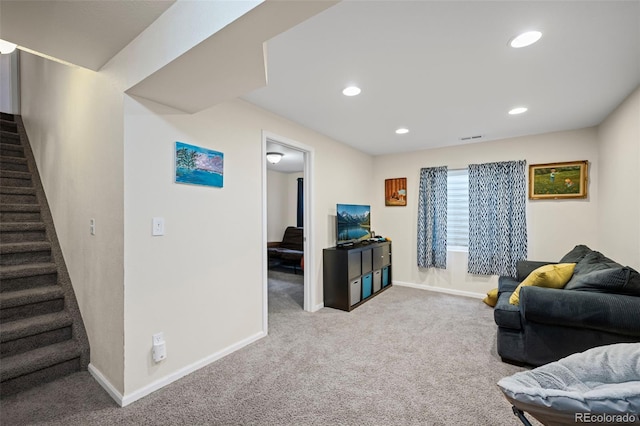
[0,298,65,322]
[0,122,17,133]
[1,327,72,359]
[0,230,47,243]
[1,274,58,293]
[0,134,21,145]
[0,357,80,397]
[0,193,37,203]
[0,177,32,187]
[0,212,41,222]
[0,113,14,121]
[0,161,29,172]
[0,146,24,157]
[0,250,52,266]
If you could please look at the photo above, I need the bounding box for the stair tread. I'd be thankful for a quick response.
[0,186,36,195]
[0,156,27,163]
[0,286,64,309]
[0,222,45,231]
[0,204,40,212]
[0,311,72,342]
[0,340,80,381]
[0,170,31,179]
[0,262,57,279]
[0,241,51,253]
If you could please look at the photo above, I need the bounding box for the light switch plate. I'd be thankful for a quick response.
[152,217,165,236]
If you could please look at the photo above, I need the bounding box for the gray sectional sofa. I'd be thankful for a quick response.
[494,245,640,366]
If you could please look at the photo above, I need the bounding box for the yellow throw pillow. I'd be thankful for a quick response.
[483,288,499,307]
[509,263,576,305]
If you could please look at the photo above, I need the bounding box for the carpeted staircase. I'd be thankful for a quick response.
[0,113,89,397]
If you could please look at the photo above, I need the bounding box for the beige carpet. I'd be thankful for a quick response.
[1,270,538,425]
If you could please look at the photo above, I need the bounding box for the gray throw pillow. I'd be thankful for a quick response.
[572,251,621,276]
[564,267,631,293]
[559,245,592,263]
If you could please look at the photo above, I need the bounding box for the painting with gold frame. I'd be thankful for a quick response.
[529,160,588,199]
[385,177,407,206]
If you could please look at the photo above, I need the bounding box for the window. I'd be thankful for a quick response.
[447,169,469,249]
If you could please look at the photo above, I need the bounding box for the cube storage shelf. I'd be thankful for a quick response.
[323,241,391,311]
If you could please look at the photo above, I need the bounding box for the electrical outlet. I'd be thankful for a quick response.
[152,332,164,346]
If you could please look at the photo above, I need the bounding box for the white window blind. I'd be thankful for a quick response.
[447,169,469,248]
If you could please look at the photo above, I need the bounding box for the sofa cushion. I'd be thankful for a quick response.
[558,244,592,263]
[498,276,520,295]
[516,260,557,282]
[509,263,576,305]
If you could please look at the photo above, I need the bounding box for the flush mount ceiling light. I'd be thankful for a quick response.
[509,31,542,48]
[266,152,284,164]
[395,128,410,135]
[509,107,528,115]
[342,86,361,97]
[0,39,17,55]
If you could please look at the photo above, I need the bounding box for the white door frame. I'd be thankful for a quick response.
[261,131,316,333]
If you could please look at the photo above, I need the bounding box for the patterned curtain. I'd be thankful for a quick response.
[417,166,448,269]
[468,160,527,277]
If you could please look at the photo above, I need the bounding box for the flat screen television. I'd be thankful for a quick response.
[336,203,371,246]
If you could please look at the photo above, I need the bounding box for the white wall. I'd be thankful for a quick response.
[597,86,640,270]
[267,169,289,242]
[123,96,373,396]
[19,52,125,392]
[373,128,600,296]
[266,170,302,242]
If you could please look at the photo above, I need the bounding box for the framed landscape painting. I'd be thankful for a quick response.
[385,177,407,206]
[529,160,588,199]
[175,142,224,188]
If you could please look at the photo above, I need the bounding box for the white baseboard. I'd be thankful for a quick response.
[312,302,324,312]
[88,363,124,406]
[393,280,485,299]
[90,330,267,407]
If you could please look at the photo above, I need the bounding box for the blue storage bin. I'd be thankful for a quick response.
[362,273,373,299]
[382,267,390,287]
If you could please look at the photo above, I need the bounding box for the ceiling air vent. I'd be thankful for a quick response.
[459,135,483,141]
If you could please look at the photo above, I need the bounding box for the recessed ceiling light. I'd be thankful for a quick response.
[0,39,17,55]
[342,86,361,96]
[509,31,542,48]
[509,107,528,115]
[395,128,409,134]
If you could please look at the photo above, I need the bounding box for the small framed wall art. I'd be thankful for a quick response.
[175,141,224,188]
[529,160,588,199]
[385,177,407,206]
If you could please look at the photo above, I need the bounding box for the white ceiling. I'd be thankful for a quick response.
[266,140,304,173]
[244,1,640,156]
[0,0,175,71]
[2,1,637,159]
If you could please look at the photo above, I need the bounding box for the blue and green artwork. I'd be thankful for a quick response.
[175,142,224,188]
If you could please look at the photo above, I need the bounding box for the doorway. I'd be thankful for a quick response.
[262,131,315,333]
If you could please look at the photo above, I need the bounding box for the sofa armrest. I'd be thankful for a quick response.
[516,260,556,281]
[519,286,640,337]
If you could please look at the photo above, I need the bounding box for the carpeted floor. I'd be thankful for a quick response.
[1,271,539,425]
